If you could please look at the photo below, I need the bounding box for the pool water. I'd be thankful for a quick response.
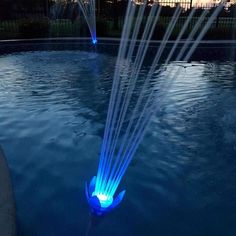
[0,50,236,236]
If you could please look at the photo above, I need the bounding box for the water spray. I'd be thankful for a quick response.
[86,0,226,216]
[77,0,97,45]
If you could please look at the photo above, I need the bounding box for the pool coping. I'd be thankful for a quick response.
[0,146,16,236]
[1,37,236,45]
[0,37,236,60]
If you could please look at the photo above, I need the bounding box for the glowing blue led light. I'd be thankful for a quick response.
[92,193,113,208]
[86,176,125,215]
[92,38,97,44]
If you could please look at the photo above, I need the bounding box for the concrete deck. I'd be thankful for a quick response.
[0,146,16,236]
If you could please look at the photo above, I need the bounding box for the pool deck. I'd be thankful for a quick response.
[0,146,16,236]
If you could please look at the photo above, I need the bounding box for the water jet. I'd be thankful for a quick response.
[77,0,97,44]
[86,0,227,215]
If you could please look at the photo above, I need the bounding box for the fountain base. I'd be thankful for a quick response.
[85,176,126,215]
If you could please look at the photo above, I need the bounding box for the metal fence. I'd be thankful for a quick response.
[0,16,236,40]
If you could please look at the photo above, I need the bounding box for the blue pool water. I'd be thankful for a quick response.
[0,50,236,236]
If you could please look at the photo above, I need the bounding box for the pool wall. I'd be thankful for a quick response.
[0,38,236,62]
[0,146,16,236]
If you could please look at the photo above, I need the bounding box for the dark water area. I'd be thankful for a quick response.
[0,49,235,236]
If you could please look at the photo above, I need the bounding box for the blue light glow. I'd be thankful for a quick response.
[92,38,97,44]
[92,192,113,208]
[86,176,125,215]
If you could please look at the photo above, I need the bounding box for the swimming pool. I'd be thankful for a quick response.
[0,40,236,236]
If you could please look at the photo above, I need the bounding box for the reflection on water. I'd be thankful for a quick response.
[0,51,236,236]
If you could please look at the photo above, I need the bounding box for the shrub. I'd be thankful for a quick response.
[96,17,108,37]
[19,18,50,38]
[204,27,233,40]
[78,18,90,37]
[151,23,166,40]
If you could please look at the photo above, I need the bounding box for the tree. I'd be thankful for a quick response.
[0,0,15,20]
[15,0,54,16]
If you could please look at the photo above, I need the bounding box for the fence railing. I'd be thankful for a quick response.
[0,16,236,40]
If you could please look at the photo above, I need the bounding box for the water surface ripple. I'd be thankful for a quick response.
[0,51,235,236]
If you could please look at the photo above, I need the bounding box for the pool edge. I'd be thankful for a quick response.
[0,146,16,236]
